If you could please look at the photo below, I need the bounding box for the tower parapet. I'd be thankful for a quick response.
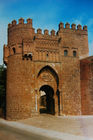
[77,24,82,30]
[27,18,32,25]
[8,18,35,45]
[19,18,24,24]
[83,25,87,31]
[58,22,88,35]
[8,18,33,30]
[37,28,42,34]
[8,23,12,28]
[5,18,88,65]
[57,21,88,58]
[44,29,49,35]
[51,30,55,36]
[59,22,64,30]
[65,22,70,29]
[71,24,76,30]
[12,20,17,26]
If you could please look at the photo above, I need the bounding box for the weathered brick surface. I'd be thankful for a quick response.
[61,57,81,115]
[80,57,93,115]
[3,18,92,120]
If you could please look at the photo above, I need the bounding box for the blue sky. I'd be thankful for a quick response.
[0,0,93,64]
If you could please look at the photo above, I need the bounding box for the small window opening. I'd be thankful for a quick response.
[46,53,49,57]
[12,48,16,54]
[64,50,68,56]
[73,51,77,57]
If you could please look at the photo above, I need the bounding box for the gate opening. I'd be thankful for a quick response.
[39,85,55,115]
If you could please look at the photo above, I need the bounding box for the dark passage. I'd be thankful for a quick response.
[39,85,55,115]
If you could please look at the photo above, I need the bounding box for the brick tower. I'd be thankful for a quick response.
[3,18,93,120]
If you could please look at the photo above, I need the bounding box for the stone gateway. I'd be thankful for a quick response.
[3,18,93,120]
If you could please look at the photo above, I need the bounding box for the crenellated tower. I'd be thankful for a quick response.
[57,22,88,59]
[3,18,90,120]
[4,18,89,65]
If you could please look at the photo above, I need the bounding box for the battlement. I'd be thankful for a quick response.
[6,18,88,61]
[58,22,87,31]
[36,28,56,38]
[8,18,88,39]
[8,18,33,29]
[36,22,87,37]
[8,18,35,45]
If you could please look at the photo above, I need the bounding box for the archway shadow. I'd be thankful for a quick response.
[39,85,55,115]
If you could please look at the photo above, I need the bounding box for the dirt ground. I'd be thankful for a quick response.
[18,115,93,138]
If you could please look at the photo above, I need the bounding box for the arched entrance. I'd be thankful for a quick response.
[39,85,55,115]
[36,65,60,116]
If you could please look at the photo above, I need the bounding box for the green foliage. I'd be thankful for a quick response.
[0,64,6,116]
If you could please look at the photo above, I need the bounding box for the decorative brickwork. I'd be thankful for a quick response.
[3,18,93,120]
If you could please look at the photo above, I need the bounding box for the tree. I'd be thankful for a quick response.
[0,64,6,117]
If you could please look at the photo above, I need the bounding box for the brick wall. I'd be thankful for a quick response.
[6,54,61,120]
[6,55,33,120]
[80,57,93,115]
[61,56,81,115]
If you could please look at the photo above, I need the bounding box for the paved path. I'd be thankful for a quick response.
[0,115,93,140]
[0,123,57,140]
[19,115,93,138]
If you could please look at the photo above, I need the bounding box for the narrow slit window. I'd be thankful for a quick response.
[46,53,49,57]
[12,48,16,54]
[64,50,68,56]
[73,51,77,57]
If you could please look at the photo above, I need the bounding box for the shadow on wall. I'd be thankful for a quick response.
[0,65,6,118]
